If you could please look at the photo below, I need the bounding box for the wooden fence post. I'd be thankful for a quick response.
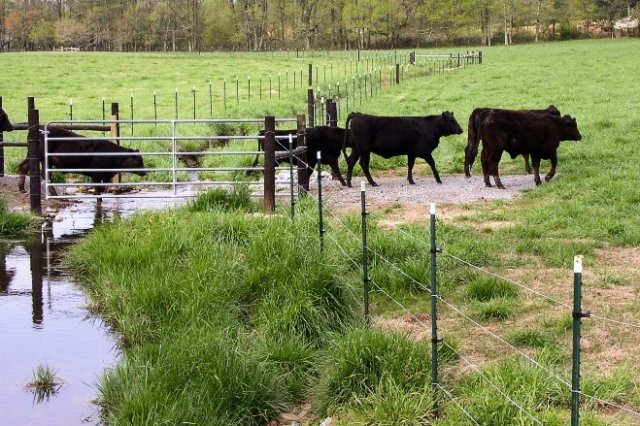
[28,108,41,214]
[326,100,337,127]
[0,96,4,177]
[263,116,276,214]
[307,88,315,128]
[296,114,309,195]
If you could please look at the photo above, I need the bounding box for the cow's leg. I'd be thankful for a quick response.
[345,149,360,187]
[488,151,505,189]
[328,159,347,186]
[92,177,105,196]
[47,177,58,196]
[491,164,505,189]
[17,159,29,193]
[480,146,492,187]
[523,153,532,174]
[544,152,558,182]
[531,156,543,186]
[407,156,416,184]
[359,152,378,187]
[423,153,442,184]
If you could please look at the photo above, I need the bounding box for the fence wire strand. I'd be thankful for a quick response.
[436,383,482,426]
[439,340,545,426]
[319,193,640,424]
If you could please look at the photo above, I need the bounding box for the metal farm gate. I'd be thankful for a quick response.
[39,116,308,213]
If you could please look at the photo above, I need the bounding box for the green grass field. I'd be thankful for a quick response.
[6,39,640,425]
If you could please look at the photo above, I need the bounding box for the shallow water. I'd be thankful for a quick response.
[0,194,187,425]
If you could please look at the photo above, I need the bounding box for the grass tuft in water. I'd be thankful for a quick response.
[27,363,63,403]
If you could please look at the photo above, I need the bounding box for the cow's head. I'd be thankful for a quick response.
[441,111,464,136]
[124,148,147,176]
[560,115,582,141]
[0,107,14,132]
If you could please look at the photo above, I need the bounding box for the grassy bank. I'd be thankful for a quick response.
[60,39,640,425]
[0,198,39,238]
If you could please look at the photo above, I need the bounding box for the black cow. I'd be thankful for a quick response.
[464,105,561,177]
[253,126,351,186]
[17,127,146,196]
[478,110,582,189]
[0,106,13,132]
[343,111,463,187]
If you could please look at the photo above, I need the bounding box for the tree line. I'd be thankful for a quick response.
[0,0,637,52]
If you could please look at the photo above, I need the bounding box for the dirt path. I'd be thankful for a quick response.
[316,173,536,212]
[1,173,538,215]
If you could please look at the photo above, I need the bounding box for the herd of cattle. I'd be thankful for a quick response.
[0,104,581,196]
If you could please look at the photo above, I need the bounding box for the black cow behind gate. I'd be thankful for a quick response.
[16,126,147,196]
[343,111,463,187]
[0,106,13,132]
[252,126,351,186]
[478,110,582,189]
[464,105,561,177]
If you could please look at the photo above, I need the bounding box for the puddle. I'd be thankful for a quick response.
[0,193,187,425]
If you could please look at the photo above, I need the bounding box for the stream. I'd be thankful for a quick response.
[0,195,187,425]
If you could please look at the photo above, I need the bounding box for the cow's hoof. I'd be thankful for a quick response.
[544,175,553,182]
[497,185,506,190]
[19,189,26,194]
[436,180,443,184]
[535,180,542,186]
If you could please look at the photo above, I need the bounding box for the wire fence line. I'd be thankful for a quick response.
[391,224,640,332]
[314,189,640,424]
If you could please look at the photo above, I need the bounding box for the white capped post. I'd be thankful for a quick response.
[574,255,583,273]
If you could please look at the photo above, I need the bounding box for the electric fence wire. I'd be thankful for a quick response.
[321,202,640,420]
[435,384,482,426]
[438,339,545,426]
[392,225,640,331]
[322,207,549,423]
[326,205,574,389]
[578,391,640,418]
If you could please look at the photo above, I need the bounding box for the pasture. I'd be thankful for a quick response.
[3,38,640,425]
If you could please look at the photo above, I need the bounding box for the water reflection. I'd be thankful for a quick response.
[0,194,185,425]
[0,200,117,425]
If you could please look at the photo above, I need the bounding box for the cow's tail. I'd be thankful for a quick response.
[342,112,358,160]
[464,114,480,178]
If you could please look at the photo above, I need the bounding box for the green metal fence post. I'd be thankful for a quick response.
[430,202,440,418]
[571,255,590,426]
[288,134,295,220]
[360,182,370,323]
[317,151,324,252]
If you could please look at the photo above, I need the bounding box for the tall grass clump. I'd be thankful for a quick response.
[313,327,443,417]
[187,184,258,212]
[466,277,519,302]
[0,197,39,238]
[67,204,361,424]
